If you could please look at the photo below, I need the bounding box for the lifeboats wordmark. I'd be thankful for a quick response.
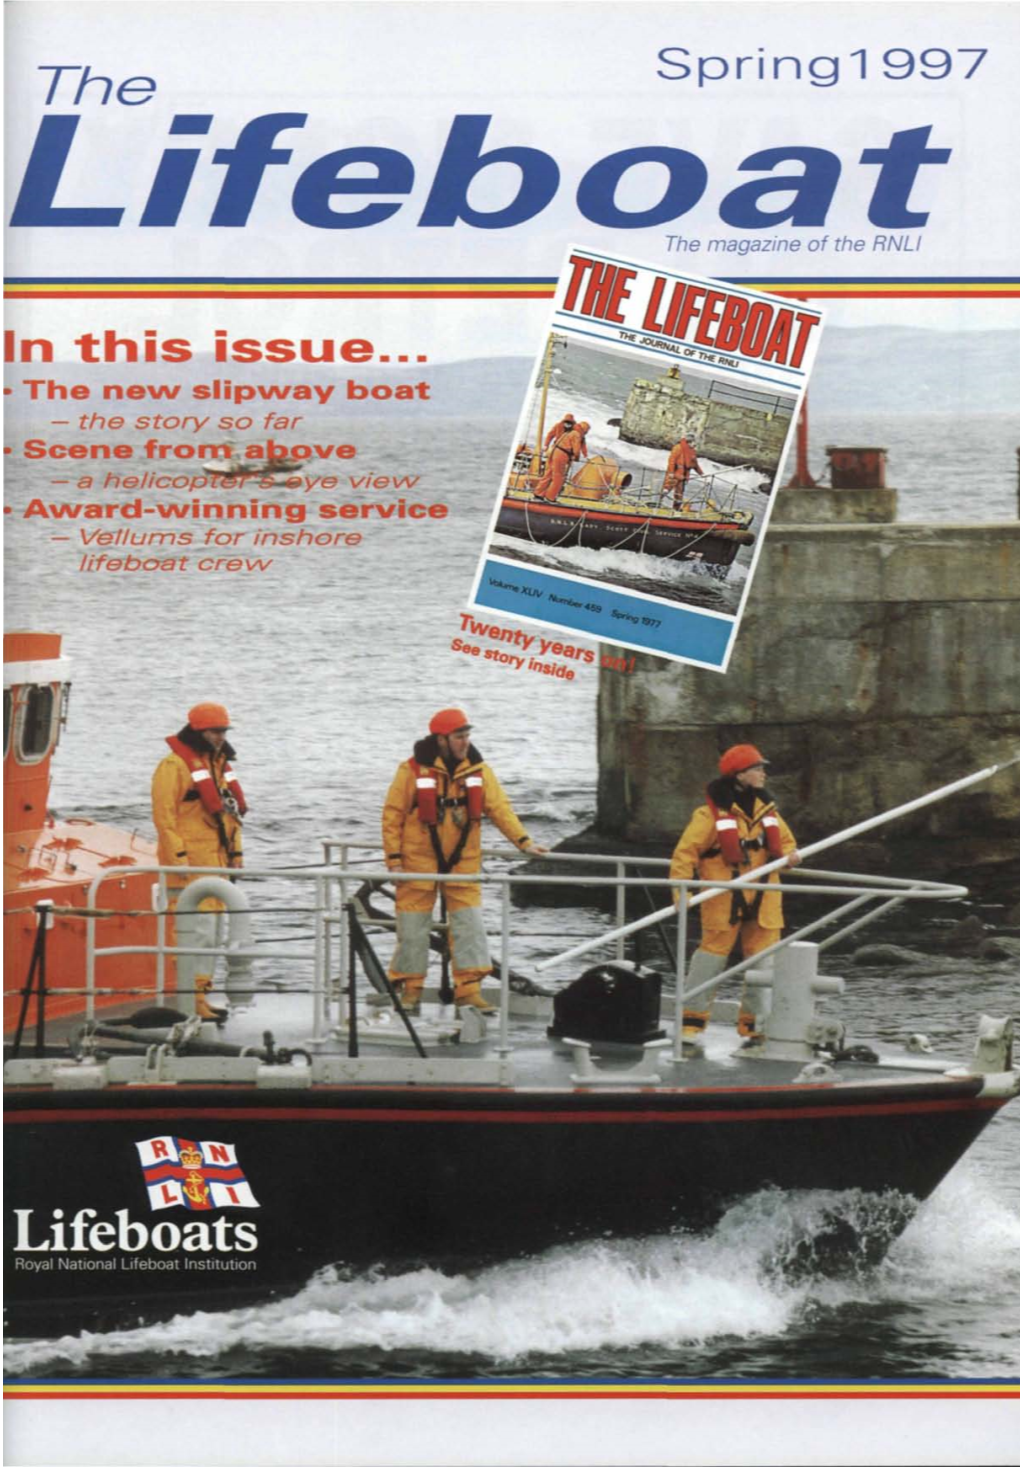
[12,1207,259,1253]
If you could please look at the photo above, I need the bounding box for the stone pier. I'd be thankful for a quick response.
[596,503,1020,895]
[619,367,791,473]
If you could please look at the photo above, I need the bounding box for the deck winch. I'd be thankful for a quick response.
[547,962,664,1045]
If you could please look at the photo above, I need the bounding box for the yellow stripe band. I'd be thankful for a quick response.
[6,1382,1019,1398]
[5,278,1020,300]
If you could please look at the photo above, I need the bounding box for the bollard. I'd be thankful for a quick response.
[827,445,888,489]
[744,941,845,1062]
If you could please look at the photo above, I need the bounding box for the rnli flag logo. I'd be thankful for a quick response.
[135,1135,260,1212]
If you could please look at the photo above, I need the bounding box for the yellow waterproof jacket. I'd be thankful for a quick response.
[670,782,796,932]
[152,742,243,884]
[382,739,531,876]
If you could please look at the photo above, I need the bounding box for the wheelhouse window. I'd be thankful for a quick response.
[3,688,11,760]
[15,684,58,764]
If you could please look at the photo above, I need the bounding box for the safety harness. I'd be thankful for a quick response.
[549,432,575,463]
[551,427,587,464]
[166,734,247,863]
[704,787,785,924]
[409,757,484,873]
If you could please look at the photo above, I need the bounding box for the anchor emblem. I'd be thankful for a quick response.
[182,1170,210,1207]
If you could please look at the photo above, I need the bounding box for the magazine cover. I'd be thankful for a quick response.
[4,4,1019,1466]
[470,248,824,669]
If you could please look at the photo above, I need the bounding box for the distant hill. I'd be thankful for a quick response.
[361,330,1020,416]
[439,329,1020,416]
[807,327,1020,414]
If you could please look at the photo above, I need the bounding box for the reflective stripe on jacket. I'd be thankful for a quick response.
[670,793,796,932]
[152,748,244,874]
[382,751,530,876]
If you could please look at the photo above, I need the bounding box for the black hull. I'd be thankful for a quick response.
[5,1078,1005,1336]
[496,499,750,565]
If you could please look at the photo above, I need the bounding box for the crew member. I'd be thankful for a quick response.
[670,744,800,1044]
[152,702,246,1017]
[663,435,704,508]
[382,709,546,1014]
[543,412,577,449]
[534,420,590,503]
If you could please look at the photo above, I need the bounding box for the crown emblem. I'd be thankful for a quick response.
[179,1144,203,1169]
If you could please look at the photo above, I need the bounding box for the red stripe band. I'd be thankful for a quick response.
[6,1096,1001,1126]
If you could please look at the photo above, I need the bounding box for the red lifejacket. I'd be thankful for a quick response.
[707,793,784,866]
[408,759,483,826]
[410,759,440,826]
[706,792,786,925]
[408,758,483,874]
[760,812,784,858]
[706,796,744,866]
[464,774,483,821]
[166,736,247,818]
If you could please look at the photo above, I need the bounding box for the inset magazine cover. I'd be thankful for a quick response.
[470,247,823,670]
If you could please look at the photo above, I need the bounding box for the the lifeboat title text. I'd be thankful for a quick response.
[10,66,951,233]
[562,254,821,369]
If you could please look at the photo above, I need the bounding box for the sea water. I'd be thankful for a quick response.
[3,396,1019,1382]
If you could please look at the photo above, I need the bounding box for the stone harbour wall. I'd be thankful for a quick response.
[619,372,791,474]
[596,519,1020,892]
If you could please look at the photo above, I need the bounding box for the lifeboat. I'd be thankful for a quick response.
[206,452,302,479]
[5,849,1018,1336]
[495,329,756,574]
[499,448,755,573]
[3,632,160,1032]
[4,643,1017,1338]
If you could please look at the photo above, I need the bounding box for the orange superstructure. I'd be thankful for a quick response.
[4,632,162,1031]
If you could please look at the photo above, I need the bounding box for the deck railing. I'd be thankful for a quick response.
[19,847,967,1065]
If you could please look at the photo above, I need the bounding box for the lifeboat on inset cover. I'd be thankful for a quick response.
[499,448,755,574]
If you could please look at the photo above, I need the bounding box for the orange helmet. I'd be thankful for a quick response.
[577,420,590,433]
[719,744,767,777]
[188,702,230,730]
[429,708,472,736]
